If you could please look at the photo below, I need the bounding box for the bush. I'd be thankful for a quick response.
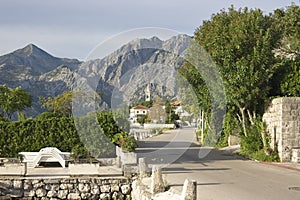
[239,117,279,162]
[250,150,280,162]
[122,136,138,152]
[0,110,138,158]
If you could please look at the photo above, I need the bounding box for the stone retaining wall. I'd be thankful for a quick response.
[0,177,131,200]
[263,97,300,162]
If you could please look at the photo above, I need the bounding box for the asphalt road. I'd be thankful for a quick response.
[136,128,300,200]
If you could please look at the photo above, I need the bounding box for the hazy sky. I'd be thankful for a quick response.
[0,0,298,60]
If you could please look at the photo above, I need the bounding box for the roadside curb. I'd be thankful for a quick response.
[260,162,300,172]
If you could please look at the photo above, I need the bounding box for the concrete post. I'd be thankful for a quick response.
[138,157,148,178]
[116,156,121,168]
[151,165,164,194]
[181,179,197,200]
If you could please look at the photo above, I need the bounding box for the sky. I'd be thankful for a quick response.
[0,0,298,60]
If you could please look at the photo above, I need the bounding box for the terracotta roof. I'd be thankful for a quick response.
[132,105,149,110]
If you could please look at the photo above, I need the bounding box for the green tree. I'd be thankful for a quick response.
[270,4,300,97]
[193,6,281,136]
[165,102,179,124]
[40,91,73,117]
[0,85,32,120]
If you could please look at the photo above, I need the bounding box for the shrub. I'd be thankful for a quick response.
[122,136,138,152]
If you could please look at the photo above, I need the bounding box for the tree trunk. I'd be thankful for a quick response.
[247,109,255,126]
[239,107,247,137]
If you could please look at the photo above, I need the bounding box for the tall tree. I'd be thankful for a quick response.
[193,6,281,136]
[0,85,32,120]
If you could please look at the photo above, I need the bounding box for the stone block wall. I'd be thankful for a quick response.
[263,97,300,162]
[0,177,131,200]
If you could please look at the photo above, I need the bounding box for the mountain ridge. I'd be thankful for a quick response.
[0,34,192,118]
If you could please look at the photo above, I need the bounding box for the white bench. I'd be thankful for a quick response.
[19,147,70,168]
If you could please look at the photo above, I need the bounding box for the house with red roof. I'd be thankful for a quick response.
[129,105,149,123]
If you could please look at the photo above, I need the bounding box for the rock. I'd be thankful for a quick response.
[138,157,149,178]
[125,194,131,200]
[51,184,60,191]
[67,193,81,200]
[36,188,47,197]
[13,180,23,188]
[91,185,100,195]
[151,165,164,194]
[90,194,100,200]
[60,183,73,190]
[10,189,23,198]
[24,181,33,190]
[24,190,35,197]
[32,180,40,185]
[100,185,111,193]
[0,180,12,190]
[112,191,124,200]
[81,192,92,199]
[45,184,52,191]
[100,193,110,200]
[121,185,131,195]
[57,190,68,199]
[181,179,197,200]
[47,190,58,198]
[78,183,90,193]
[111,184,120,192]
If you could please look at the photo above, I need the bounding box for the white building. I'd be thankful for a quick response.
[129,105,149,123]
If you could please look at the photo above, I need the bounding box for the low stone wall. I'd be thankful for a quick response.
[143,124,174,129]
[0,177,131,199]
[97,158,117,166]
[116,147,137,165]
[0,163,26,176]
[68,163,101,176]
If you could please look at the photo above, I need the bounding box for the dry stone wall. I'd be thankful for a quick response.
[263,97,300,162]
[0,177,131,200]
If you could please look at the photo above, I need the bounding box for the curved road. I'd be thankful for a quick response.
[136,128,300,200]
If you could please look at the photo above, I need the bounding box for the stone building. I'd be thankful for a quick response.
[263,97,300,162]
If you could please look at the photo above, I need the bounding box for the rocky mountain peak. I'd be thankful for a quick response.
[14,43,49,58]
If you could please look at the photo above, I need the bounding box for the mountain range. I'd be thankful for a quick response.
[0,34,191,117]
